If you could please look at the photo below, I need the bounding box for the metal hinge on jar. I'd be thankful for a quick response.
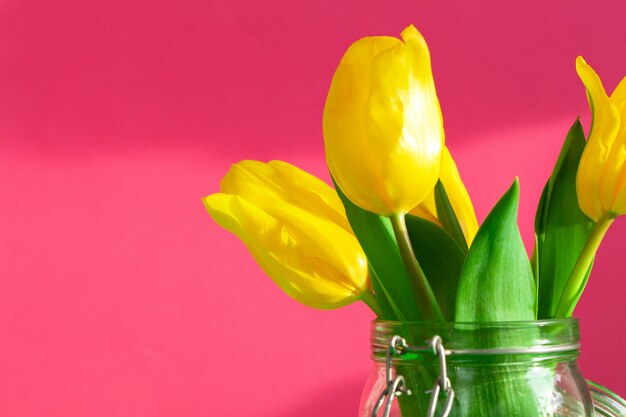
[371,335,454,417]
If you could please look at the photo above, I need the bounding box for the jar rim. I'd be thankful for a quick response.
[373,317,578,327]
[370,317,581,359]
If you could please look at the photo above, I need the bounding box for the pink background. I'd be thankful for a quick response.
[1,1,626,415]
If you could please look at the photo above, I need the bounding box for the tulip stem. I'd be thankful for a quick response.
[360,291,382,317]
[554,212,616,318]
[390,213,444,321]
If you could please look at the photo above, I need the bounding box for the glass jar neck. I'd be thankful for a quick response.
[371,318,581,363]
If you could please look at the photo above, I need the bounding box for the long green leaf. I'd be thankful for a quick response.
[367,264,399,320]
[532,182,548,281]
[333,180,422,321]
[405,215,465,321]
[531,183,549,317]
[456,179,535,322]
[434,180,469,253]
[534,119,594,318]
[455,180,540,417]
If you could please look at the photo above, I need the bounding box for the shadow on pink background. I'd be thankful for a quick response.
[1,1,626,416]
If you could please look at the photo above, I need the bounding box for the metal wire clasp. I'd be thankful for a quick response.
[425,336,455,417]
[371,336,411,417]
[370,335,455,417]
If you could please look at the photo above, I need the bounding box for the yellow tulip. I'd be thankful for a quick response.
[202,160,370,310]
[323,24,444,216]
[552,57,626,318]
[576,56,626,221]
[410,147,479,244]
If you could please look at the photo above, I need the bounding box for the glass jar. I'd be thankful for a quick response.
[359,319,626,417]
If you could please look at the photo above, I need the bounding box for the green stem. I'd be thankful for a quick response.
[360,291,382,317]
[554,212,615,317]
[389,213,444,321]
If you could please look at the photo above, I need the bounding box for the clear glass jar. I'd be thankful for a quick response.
[359,319,626,417]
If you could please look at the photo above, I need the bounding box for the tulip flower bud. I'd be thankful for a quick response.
[203,160,369,310]
[410,147,478,244]
[575,57,626,221]
[323,24,445,215]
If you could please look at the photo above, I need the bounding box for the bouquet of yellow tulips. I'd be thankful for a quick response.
[204,24,625,417]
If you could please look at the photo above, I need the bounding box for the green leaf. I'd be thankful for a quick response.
[453,180,540,416]
[532,183,549,281]
[530,235,540,317]
[455,179,536,322]
[333,179,422,321]
[534,119,595,319]
[434,180,469,253]
[405,215,465,321]
[367,264,399,320]
[531,184,549,317]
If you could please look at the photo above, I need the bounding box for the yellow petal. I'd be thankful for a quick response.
[409,194,439,226]
[612,76,626,141]
[324,25,444,215]
[609,160,626,216]
[203,193,368,309]
[220,160,351,233]
[575,56,621,220]
[409,147,478,244]
[324,35,400,214]
[439,148,478,243]
[611,76,626,107]
[604,102,626,214]
[599,112,626,213]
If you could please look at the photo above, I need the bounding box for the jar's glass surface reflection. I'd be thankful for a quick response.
[359,319,595,417]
